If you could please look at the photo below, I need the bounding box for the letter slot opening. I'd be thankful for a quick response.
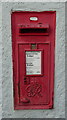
[19,28,48,33]
[19,24,49,36]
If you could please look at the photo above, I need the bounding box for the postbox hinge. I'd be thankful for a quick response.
[13,87,15,97]
[52,91,54,108]
[18,82,20,97]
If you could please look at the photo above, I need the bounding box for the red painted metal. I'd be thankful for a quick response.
[11,11,56,109]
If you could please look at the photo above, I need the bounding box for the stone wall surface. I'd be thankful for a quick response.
[0,2,2,120]
[2,2,65,118]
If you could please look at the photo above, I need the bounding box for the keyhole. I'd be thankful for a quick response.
[24,77,30,85]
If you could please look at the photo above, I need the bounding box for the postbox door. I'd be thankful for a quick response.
[18,42,51,106]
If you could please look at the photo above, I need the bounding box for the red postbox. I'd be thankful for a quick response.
[11,11,56,109]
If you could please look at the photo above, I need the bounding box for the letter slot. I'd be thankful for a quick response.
[19,24,49,35]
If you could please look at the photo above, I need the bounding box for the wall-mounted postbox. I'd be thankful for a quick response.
[11,11,56,109]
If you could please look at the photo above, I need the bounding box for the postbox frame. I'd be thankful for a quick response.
[11,11,56,110]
